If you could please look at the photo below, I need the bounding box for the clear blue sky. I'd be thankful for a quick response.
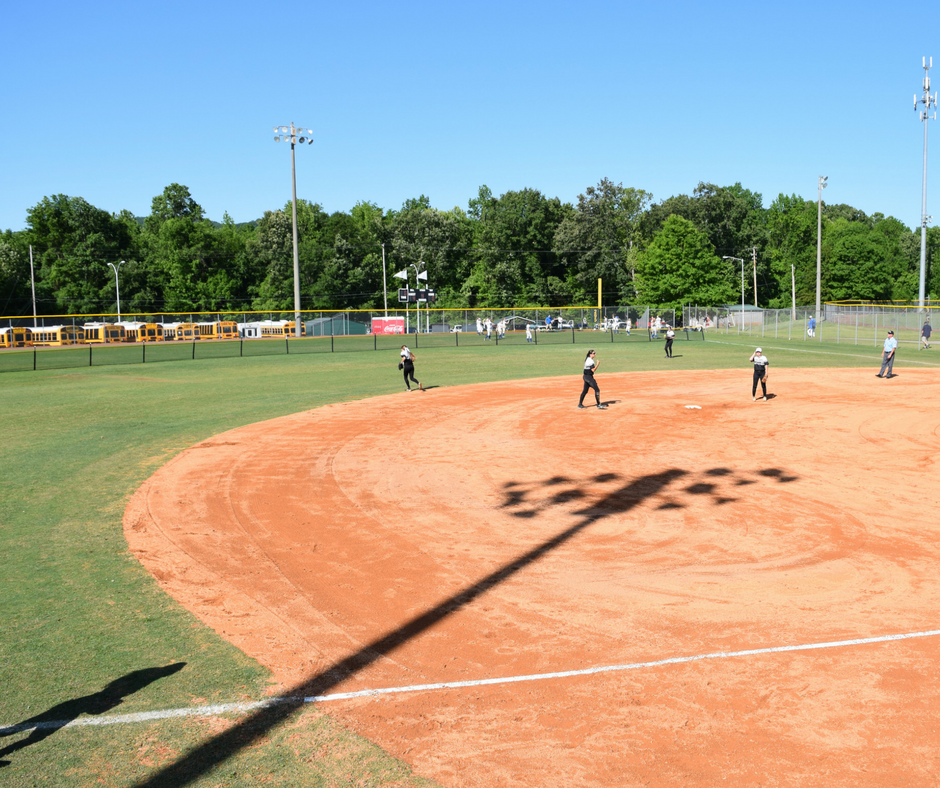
[1,0,937,233]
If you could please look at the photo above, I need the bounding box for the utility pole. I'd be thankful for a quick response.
[915,57,937,312]
[791,265,796,321]
[816,175,828,331]
[29,245,37,328]
[382,243,388,317]
[751,247,758,308]
[273,123,314,337]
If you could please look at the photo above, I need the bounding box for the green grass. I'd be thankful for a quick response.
[0,336,936,787]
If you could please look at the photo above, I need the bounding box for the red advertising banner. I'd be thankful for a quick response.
[371,317,405,335]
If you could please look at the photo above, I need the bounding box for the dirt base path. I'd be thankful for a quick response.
[125,368,940,787]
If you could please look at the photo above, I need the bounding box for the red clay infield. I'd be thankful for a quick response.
[125,368,940,787]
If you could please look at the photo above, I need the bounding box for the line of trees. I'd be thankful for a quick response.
[0,179,937,317]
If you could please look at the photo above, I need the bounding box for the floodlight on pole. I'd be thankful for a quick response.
[273,122,314,337]
[816,175,828,334]
[723,256,745,334]
[410,263,426,333]
[417,265,429,332]
[107,260,125,322]
[915,57,937,312]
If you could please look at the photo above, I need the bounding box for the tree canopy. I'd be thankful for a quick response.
[2,178,936,317]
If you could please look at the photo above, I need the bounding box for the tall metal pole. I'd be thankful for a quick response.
[290,132,301,337]
[410,264,419,334]
[751,246,758,308]
[29,245,37,328]
[791,264,796,321]
[107,260,125,322]
[816,175,828,330]
[916,57,937,312]
[382,243,388,317]
[273,123,313,337]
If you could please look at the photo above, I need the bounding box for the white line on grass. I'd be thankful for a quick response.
[704,338,940,367]
[3,628,938,734]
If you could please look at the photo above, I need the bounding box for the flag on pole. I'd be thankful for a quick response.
[417,270,428,281]
[393,269,408,280]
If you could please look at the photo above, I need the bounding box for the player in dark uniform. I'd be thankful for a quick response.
[749,347,769,401]
[399,345,423,391]
[578,349,607,410]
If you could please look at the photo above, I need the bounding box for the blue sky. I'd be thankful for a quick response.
[1,0,937,233]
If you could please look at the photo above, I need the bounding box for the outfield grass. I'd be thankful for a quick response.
[0,336,936,787]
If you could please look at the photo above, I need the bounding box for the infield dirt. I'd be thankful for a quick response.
[125,368,940,787]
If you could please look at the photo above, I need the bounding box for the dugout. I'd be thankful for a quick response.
[304,315,369,337]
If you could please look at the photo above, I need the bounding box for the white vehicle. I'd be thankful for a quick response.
[450,324,463,333]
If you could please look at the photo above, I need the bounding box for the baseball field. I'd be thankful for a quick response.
[1,334,939,787]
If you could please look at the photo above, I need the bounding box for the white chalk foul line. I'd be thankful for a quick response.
[3,628,939,735]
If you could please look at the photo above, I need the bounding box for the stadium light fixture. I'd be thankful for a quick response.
[272,122,314,337]
[106,260,125,322]
[723,256,745,334]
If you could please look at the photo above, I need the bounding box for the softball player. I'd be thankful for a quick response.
[578,350,608,410]
[749,347,769,401]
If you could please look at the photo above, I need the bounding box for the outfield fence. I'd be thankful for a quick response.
[683,303,937,348]
[0,323,705,374]
[2,301,935,375]
[0,306,667,334]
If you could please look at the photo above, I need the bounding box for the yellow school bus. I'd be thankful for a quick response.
[0,327,33,348]
[83,323,126,344]
[117,322,164,342]
[259,320,298,337]
[195,321,238,340]
[31,325,85,346]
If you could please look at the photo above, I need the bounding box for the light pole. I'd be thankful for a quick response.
[816,175,828,332]
[915,57,937,312]
[410,262,428,333]
[381,243,388,317]
[273,123,313,337]
[791,264,796,321]
[723,256,745,334]
[107,260,125,322]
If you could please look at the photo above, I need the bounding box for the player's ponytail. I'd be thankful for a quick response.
[585,349,595,360]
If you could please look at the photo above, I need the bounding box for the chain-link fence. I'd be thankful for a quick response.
[17,301,932,373]
[682,303,938,346]
[0,306,706,374]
